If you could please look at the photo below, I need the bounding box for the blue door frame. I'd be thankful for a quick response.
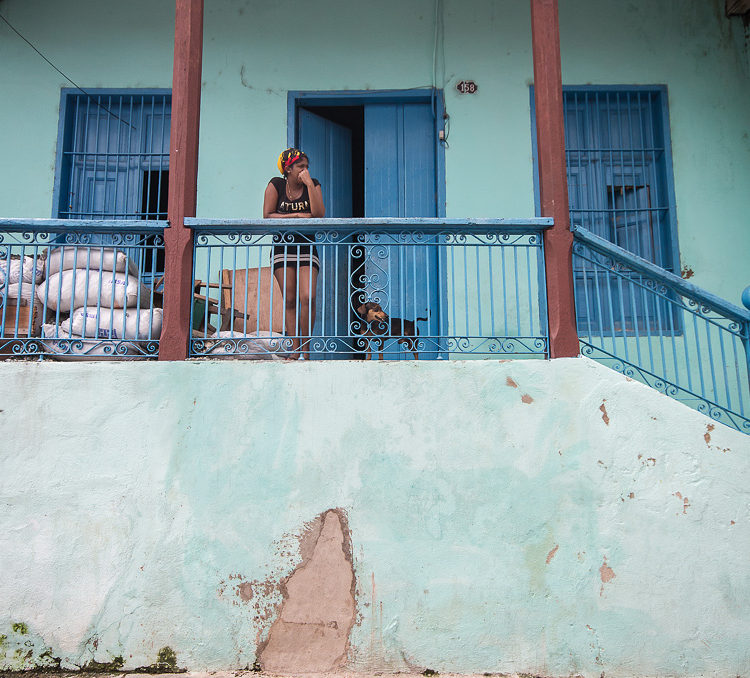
[287,88,447,217]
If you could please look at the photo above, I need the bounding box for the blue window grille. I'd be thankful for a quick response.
[562,87,679,335]
[55,90,171,221]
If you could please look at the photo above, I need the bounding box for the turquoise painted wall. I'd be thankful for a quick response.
[1,358,749,675]
[0,0,747,302]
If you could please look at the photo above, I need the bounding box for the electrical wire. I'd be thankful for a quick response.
[0,12,134,128]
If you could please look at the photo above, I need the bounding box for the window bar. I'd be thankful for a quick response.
[692,311,707,400]
[627,267,643,366]
[101,96,112,220]
[731,335,747,416]
[704,317,720,403]
[386,239,394,354]
[501,242,508,337]
[644,94,665,268]
[462,241,469,339]
[473,245,482,338]
[156,98,168,219]
[75,97,92,218]
[250,243,258,337]
[307,240,313,352]
[526,242,534,339]
[450,240,456,341]
[716,322,732,410]
[626,91,638,258]
[513,245,521,337]
[295,244,301,346]
[487,239,496,339]
[614,268,630,362]
[114,95,124,222]
[425,234,433,350]
[412,242,419,349]
[122,96,134,220]
[401,242,409,347]
[681,292,695,394]
[579,256,594,346]
[666,283,680,383]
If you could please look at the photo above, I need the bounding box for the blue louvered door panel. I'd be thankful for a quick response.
[364,102,440,359]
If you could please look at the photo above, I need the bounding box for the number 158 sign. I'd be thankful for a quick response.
[456,80,478,94]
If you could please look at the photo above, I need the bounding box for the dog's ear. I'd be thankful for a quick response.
[356,303,365,317]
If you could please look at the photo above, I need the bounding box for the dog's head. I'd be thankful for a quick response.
[356,301,389,324]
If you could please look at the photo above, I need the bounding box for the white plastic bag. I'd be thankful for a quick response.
[0,256,44,285]
[41,324,151,361]
[46,247,139,277]
[3,281,36,304]
[58,307,163,340]
[203,330,286,360]
[38,269,151,312]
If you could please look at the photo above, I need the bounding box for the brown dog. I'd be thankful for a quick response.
[355,301,427,360]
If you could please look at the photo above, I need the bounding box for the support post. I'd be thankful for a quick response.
[160,0,204,360]
[530,0,579,358]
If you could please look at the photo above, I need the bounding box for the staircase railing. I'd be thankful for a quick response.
[572,226,750,434]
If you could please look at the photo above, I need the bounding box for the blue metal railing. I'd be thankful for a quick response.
[572,226,750,434]
[0,218,165,359]
[186,218,551,360]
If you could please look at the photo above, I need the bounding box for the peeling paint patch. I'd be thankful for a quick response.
[599,400,610,425]
[546,544,559,564]
[681,265,695,279]
[674,492,690,514]
[599,558,616,596]
[705,423,714,445]
[521,393,533,404]
[238,582,254,601]
[506,376,518,388]
[258,508,356,673]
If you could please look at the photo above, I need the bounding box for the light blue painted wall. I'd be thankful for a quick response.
[0,358,749,675]
[0,0,747,302]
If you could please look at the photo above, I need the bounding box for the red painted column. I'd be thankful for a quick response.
[160,0,204,361]
[530,0,579,358]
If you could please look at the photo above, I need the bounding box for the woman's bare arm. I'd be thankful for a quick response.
[307,182,325,218]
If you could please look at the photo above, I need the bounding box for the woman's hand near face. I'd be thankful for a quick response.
[298,168,314,187]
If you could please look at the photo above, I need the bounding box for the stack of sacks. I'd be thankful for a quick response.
[0,256,44,305]
[39,247,162,357]
[0,256,45,336]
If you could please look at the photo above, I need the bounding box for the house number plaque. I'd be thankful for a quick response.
[456,80,478,94]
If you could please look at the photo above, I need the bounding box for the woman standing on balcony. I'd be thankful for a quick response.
[263,148,326,360]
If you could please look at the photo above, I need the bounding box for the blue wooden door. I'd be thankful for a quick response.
[364,102,441,358]
[298,108,353,357]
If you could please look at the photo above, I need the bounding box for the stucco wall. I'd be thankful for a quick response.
[1,357,749,676]
[0,0,748,302]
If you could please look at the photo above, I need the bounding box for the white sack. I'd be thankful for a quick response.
[46,247,139,277]
[59,307,163,340]
[3,281,36,303]
[41,324,150,361]
[0,256,44,285]
[204,330,286,360]
[38,269,151,312]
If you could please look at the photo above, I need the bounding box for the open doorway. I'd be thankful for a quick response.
[290,90,446,359]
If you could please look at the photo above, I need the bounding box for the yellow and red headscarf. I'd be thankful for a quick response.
[277,148,308,175]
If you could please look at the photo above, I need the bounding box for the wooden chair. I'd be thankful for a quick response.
[220,267,284,334]
[152,275,221,336]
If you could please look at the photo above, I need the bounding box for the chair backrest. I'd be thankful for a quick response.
[220,267,284,333]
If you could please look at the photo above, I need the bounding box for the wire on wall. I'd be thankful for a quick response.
[0,11,134,128]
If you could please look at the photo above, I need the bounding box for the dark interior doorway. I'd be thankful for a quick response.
[298,106,364,218]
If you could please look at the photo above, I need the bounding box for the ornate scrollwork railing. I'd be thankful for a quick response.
[0,219,165,360]
[187,217,552,361]
[572,226,750,434]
